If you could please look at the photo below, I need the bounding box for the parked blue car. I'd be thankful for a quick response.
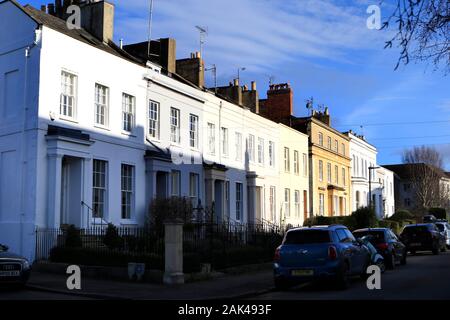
[273,225,371,290]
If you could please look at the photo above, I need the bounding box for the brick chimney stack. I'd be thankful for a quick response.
[175,51,205,88]
[259,83,293,125]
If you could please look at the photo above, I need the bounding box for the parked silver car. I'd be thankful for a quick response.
[435,222,450,249]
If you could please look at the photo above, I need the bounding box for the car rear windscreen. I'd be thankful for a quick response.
[284,230,331,244]
[402,226,428,234]
[353,231,385,243]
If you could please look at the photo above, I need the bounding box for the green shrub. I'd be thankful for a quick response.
[390,210,415,222]
[351,207,378,230]
[428,208,447,220]
[103,223,124,250]
[49,247,164,270]
[378,220,400,234]
[64,225,82,248]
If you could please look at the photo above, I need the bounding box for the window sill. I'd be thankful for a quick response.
[120,219,138,226]
[94,124,110,131]
[122,131,136,137]
[59,116,78,124]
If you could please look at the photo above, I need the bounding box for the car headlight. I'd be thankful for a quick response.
[22,260,30,270]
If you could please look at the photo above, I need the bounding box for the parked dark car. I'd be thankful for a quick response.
[353,228,407,269]
[0,244,31,287]
[359,235,385,273]
[273,225,371,290]
[399,224,444,255]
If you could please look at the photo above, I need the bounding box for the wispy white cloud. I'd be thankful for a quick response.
[113,0,389,73]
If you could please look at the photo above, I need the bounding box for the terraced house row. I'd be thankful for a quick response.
[0,0,394,261]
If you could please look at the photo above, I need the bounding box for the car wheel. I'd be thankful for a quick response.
[386,252,396,270]
[377,259,386,273]
[400,250,407,265]
[432,244,440,255]
[335,262,350,290]
[274,278,290,291]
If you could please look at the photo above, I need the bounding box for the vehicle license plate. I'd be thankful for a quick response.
[291,269,313,276]
[0,271,20,277]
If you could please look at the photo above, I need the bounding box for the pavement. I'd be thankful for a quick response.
[10,266,274,300]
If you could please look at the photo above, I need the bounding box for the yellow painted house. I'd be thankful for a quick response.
[292,109,351,217]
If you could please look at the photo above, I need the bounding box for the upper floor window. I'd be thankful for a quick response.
[318,132,323,146]
[335,140,338,153]
[257,137,264,164]
[341,143,345,156]
[268,141,275,167]
[248,134,255,162]
[284,147,290,172]
[207,123,216,155]
[327,136,332,149]
[122,93,135,132]
[60,71,77,118]
[319,160,323,181]
[148,100,160,139]
[235,132,242,161]
[221,127,229,157]
[170,107,180,143]
[293,150,299,175]
[335,165,338,184]
[189,114,199,148]
[342,167,346,186]
[302,153,307,177]
[327,162,332,183]
[94,83,109,127]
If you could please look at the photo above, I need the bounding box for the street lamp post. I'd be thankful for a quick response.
[368,166,380,210]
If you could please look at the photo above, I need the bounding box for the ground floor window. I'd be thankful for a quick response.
[319,193,324,215]
[284,188,290,218]
[294,190,300,218]
[236,183,243,221]
[269,186,276,222]
[92,159,107,218]
[189,173,199,206]
[171,170,181,196]
[121,164,134,219]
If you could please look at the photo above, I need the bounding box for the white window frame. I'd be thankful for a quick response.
[60,71,77,119]
[294,190,300,218]
[284,188,290,218]
[302,153,307,177]
[207,123,216,155]
[148,100,160,139]
[268,141,275,167]
[122,93,135,133]
[327,163,332,183]
[257,137,264,165]
[319,160,323,181]
[189,173,199,206]
[121,164,134,220]
[189,114,199,148]
[235,132,242,161]
[293,150,299,175]
[335,165,339,184]
[235,182,243,221]
[248,134,255,162]
[284,147,290,172]
[94,83,109,127]
[221,127,229,157]
[170,107,181,144]
[319,193,325,215]
[269,186,276,222]
[92,159,107,219]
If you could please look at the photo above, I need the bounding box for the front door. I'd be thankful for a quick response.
[60,156,83,227]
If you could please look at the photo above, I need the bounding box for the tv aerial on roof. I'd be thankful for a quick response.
[195,25,208,58]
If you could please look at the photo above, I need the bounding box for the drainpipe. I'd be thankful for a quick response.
[19,28,42,256]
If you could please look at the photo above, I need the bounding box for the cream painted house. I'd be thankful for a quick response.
[277,124,310,226]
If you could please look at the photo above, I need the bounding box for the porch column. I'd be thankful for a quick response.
[47,154,63,228]
[82,157,92,228]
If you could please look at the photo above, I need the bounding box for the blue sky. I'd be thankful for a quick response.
[21,0,450,169]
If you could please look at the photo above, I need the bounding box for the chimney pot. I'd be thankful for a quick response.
[195,51,201,59]
[48,3,55,15]
[243,85,248,91]
[251,81,256,91]
[233,78,239,86]
[40,5,46,12]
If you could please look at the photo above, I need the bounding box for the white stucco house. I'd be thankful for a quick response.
[0,0,308,260]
